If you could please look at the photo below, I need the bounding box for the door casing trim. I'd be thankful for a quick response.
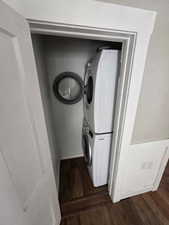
[28,19,136,202]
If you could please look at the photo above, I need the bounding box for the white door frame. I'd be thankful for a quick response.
[28,19,136,202]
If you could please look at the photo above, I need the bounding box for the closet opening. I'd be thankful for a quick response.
[30,21,136,209]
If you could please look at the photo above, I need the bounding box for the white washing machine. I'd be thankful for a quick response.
[82,120,112,187]
[84,49,120,134]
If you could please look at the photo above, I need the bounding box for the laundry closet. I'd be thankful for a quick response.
[31,33,122,209]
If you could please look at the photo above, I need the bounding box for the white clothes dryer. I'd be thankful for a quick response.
[84,49,120,134]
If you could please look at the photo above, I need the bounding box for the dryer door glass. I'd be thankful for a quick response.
[86,76,93,104]
[53,72,83,104]
[82,134,92,166]
[58,77,80,100]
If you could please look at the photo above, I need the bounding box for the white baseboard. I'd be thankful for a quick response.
[120,186,153,200]
[61,153,84,160]
[152,146,169,191]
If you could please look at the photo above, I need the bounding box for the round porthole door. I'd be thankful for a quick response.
[53,72,84,104]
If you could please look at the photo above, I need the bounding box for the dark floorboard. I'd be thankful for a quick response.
[60,157,169,225]
[59,157,108,204]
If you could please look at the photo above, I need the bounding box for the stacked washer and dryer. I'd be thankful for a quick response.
[52,45,120,187]
[82,48,120,187]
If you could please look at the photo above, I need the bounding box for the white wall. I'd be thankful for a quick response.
[31,34,60,186]
[97,0,169,144]
[3,0,155,34]
[43,36,108,159]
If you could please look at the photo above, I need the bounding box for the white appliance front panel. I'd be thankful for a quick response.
[84,49,120,133]
[88,132,112,187]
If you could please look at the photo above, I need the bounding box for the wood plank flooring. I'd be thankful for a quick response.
[60,157,169,225]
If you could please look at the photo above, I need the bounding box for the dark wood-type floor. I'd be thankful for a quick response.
[60,157,169,225]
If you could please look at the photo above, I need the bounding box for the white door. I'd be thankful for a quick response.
[0,1,61,225]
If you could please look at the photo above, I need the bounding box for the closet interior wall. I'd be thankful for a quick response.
[31,33,121,161]
[31,34,60,187]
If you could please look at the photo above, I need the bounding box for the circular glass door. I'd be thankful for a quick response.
[53,72,84,104]
[82,133,92,166]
